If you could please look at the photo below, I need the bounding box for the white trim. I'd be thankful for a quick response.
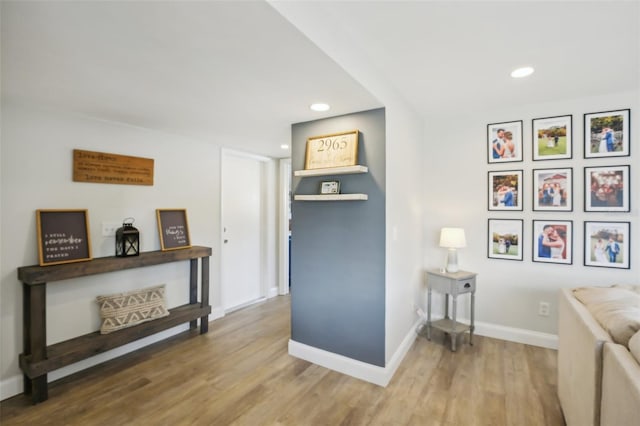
[288,320,419,387]
[267,286,279,299]
[221,147,271,163]
[278,158,291,295]
[209,306,225,321]
[474,320,558,349]
[224,297,266,314]
[1,375,23,401]
[384,318,422,381]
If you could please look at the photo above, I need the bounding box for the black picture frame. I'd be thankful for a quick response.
[488,219,523,261]
[584,109,630,158]
[156,209,191,251]
[584,221,630,269]
[532,167,573,211]
[487,120,523,163]
[36,209,92,266]
[488,170,523,211]
[532,220,573,265]
[584,165,630,212]
[532,115,572,161]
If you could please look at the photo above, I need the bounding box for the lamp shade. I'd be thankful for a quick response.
[439,227,466,248]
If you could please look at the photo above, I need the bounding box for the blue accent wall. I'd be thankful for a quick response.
[290,108,386,366]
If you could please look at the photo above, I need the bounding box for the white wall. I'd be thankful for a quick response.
[422,89,640,344]
[0,102,279,399]
[384,100,424,363]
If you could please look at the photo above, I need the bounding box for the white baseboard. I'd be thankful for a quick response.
[210,306,225,321]
[0,375,22,401]
[474,320,558,349]
[288,320,420,387]
[267,286,279,299]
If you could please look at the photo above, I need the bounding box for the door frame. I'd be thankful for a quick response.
[278,158,291,295]
[220,148,272,312]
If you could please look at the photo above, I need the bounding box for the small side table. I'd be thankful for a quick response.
[425,269,477,352]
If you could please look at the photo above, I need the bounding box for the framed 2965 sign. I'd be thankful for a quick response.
[304,130,359,170]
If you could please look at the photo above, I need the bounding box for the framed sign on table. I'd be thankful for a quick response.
[36,209,92,266]
[156,209,191,251]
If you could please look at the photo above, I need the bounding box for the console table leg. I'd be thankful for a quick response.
[23,374,31,395]
[200,256,210,334]
[189,259,198,330]
[30,375,48,404]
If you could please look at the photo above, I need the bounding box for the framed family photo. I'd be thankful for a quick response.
[584,165,630,212]
[532,115,572,160]
[584,221,630,269]
[487,121,523,163]
[584,109,630,158]
[532,168,572,211]
[488,219,523,261]
[532,220,573,265]
[488,170,523,211]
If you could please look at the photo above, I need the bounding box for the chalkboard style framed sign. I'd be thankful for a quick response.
[36,209,92,266]
[156,209,191,251]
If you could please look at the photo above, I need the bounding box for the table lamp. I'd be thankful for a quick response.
[439,227,466,273]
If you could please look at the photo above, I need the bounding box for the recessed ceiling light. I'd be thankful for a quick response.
[511,66,535,78]
[310,103,330,112]
[280,144,289,150]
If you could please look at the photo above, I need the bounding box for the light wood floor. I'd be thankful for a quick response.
[0,295,564,425]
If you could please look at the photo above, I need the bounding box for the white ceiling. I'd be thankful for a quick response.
[2,1,639,158]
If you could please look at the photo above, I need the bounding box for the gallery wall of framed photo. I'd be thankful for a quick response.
[487,108,631,270]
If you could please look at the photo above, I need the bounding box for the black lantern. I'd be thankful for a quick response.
[115,218,140,257]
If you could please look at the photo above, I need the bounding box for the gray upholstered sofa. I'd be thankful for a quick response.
[558,285,640,426]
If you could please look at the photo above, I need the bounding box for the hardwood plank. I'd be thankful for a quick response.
[0,296,564,425]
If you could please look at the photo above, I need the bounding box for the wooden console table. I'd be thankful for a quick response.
[18,246,212,404]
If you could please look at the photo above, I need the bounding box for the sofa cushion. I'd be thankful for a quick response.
[97,284,169,334]
[630,331,640,364]
[573,285,640,347]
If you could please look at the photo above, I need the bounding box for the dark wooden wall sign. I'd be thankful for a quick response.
[36,209,92,266]
[156,209,191,251]
[73,149,154,186]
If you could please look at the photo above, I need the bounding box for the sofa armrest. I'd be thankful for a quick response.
[558,288,612,426]
[601,343,640,426]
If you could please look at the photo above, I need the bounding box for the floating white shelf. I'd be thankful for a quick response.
[293,165,368,177]
[294,194,368,201]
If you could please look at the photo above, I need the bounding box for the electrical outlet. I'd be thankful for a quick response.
[101,222,121,237]
[538,301,550,317]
